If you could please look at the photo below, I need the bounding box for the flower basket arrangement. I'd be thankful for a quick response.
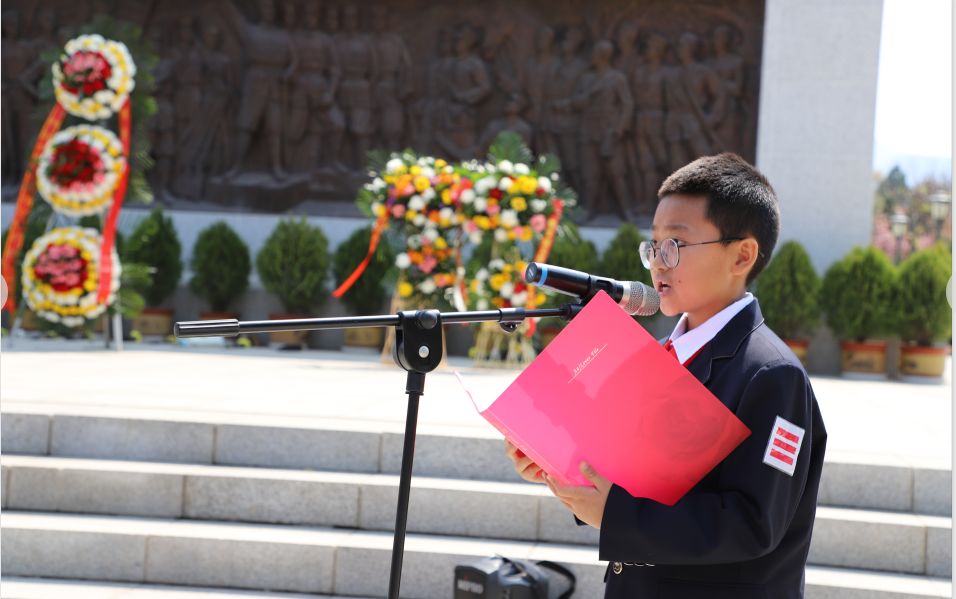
[821,246,897,378]
[340,133,575,364]
[755,241,821,366]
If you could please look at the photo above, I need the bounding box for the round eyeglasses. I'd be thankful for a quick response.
[639,237,744,269]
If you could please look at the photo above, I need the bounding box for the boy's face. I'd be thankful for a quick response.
[650,194,750,322]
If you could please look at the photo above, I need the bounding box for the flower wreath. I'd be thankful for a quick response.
[36,125,125,217]
[21,227,121,326]
[53,34,136,121]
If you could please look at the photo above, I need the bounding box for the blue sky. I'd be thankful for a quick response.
[872,0,952,180]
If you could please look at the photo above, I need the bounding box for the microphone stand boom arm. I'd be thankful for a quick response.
[174,303,584,599]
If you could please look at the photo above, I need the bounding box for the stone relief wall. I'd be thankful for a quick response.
[1,0,764,222]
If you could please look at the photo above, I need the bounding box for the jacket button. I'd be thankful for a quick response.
[612,562,623,575]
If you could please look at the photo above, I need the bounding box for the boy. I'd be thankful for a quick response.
[506,153,827,598]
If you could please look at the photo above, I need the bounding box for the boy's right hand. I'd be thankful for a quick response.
[505,439,546,483]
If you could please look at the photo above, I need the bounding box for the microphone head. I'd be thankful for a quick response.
[621,281,660,316]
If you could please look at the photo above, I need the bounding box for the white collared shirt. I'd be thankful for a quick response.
[667,293,755,365]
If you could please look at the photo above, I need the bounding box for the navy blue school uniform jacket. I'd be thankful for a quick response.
[599,298,827,598]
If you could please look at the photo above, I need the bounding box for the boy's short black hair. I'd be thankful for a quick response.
[658,152,780,285]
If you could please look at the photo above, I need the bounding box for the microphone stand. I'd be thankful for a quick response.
[174,302,586,599]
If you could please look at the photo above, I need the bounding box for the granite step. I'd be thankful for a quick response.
[0,577,372,599]
[2,512,950,599]
[2,410,950,516]
[1,456,951,577]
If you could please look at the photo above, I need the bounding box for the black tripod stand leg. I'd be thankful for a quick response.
[387,370,426,599]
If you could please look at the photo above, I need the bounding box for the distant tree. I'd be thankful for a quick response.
[875,165,910,216]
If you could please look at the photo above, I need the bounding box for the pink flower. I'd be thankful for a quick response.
[530,214,547,233]
[419,255,438,274]
[465,221,479,233]
[391,204,407,218]
[486,204,501,216]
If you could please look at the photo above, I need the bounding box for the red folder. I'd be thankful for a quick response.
[459,290,751,505]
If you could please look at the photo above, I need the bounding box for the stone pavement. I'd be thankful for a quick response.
[0,337,951,467]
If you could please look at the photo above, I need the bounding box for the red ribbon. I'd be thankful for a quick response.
[2,104,66,313]
[332,211,390,299]
[524,198,565,337]
[96,98,132,304]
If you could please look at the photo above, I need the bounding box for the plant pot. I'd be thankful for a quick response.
[200,311,241,321]
[18,310,39,331]
[132,307,175,337]
[899,344,950,382]
[784,339,810,368]
[267,312,309,347]
[344,326,385,349]
[840,340,888,379]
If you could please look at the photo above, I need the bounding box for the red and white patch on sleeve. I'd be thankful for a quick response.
[762,416,805,476]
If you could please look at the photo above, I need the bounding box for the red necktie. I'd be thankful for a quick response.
[663,339,679,361]
[664,339,707,367]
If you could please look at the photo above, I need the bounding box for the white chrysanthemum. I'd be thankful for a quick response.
[407,235,422,249]
[489,259,505,270]
[386,158,404,173]
[501,210,519,228]
[474,197,488,212]
[495,228,508,242]
[497,160,514,174]
[475,268,490,281]
[537,177,552,193]
[422,187,436,201]
[514,163,530,175]
[424,228,439,242]
[395,253,411,269]
[439,207,454,222]
[498,177,513,192]
[421,167,435,179]
[477,299,490,310]
[460,188,475,204]
[419,279,437,294]
[475,176,497,194]
[408,195,426,211]
[530,199,548,213]
[512,291,528,306]
[500,282,514,298]
[469,231,483,245]
[413,214,427,227]
[370,177,386,192]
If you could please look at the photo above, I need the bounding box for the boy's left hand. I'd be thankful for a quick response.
[545,462,612,529]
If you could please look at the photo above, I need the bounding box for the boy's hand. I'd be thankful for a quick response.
[505,440,546,483]
[545,462,612,529]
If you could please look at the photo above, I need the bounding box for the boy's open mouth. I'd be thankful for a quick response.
[656,281,671,293]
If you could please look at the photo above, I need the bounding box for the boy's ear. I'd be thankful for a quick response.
[731,238,759,277]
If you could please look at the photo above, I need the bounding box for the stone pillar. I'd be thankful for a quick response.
[756,0,884,274]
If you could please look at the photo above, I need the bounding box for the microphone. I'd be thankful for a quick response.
[524,262,660,316]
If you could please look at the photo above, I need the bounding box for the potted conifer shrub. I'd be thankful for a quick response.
[894,243,952,381]
[256,217,330,348]
[332,226,395,348]
[190,222,250,321]
[599,223,652,285]
[536,222,599,347]
[821,246,897,378]
[124,208,183,336]
[755,241,821,366]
